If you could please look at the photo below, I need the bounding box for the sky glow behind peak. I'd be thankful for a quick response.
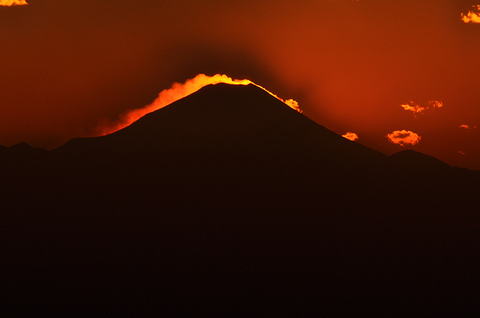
[1,0,479,170]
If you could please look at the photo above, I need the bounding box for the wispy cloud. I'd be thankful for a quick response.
[400,101,426,116]
[0,0,28,6]
[401,100,442,117]
[342,132,359,141]
[458,151,466,155]
[386,130,421,147]
[428,100,443,108]
[459,124,477,129]
[461,5,480,23]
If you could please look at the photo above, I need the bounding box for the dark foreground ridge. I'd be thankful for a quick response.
[1,84,480,315]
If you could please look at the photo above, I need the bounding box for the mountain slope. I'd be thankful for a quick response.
[57,83,386,170]
[50,83,389,212]
[1,83,480,315]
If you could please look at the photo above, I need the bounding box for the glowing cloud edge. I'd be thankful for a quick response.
[93,74,302,136]
[0,0,28,6]
[461,5,480,23]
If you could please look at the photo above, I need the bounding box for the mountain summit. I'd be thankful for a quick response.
[2,83,480,315]
[58,83,385,163]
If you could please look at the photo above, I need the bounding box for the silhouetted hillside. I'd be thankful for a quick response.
[389,149,450,170]
[1,84,479,316]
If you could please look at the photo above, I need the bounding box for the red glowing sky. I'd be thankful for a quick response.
[1,0,479,170]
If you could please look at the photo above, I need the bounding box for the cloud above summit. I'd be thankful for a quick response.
[461,5,480,23]
[0,0,27,6]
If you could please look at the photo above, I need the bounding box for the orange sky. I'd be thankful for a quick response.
[1,0,479,170]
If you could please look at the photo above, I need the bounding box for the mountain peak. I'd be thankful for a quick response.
[56,83,385,169]
[3,81,480,316]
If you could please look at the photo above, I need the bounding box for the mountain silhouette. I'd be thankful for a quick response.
[1,83,479,315]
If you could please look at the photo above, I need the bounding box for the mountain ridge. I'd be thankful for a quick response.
[1,82,480,315]
[4,84,474,174]
[55,84,385,159]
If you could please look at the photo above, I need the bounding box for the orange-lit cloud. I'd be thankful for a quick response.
[342,132,359,141]
[461,5,480,23]
[428,100,443,108]
[400,101,426,116]
[0,0,27,5]
[459,124,477,129]
[401,100,442,117]
[458,151,466,155]
[386,130,421,147]
[94,74,301,136]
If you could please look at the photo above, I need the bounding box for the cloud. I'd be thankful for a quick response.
[428,100,443,108]
[400,101,426,116]
[0,0,27,6]
[342,132,359,141]
[459,124,477,129]
[401,100,442,117]
[386,130,421,147]
[461,5,480,23]
[458,151,466,155]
